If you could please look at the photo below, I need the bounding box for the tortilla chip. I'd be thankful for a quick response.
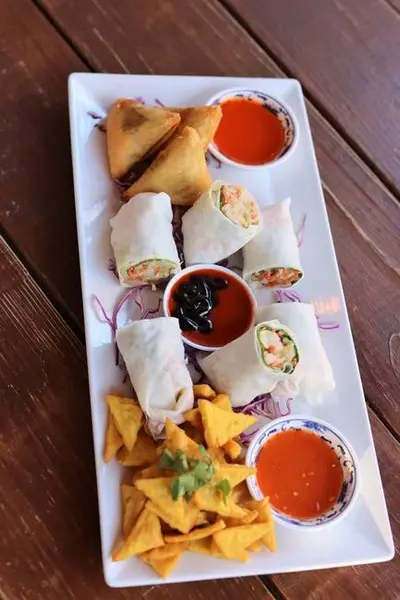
[117,430,158,467]
[224,508,258,528]
[106,395,143,451]
[164,519,225,543]
[192,484,247,519]
[212,394,232,411]
[121,484,146,538]
[246,499,276,551]
[198,400,256,448]
[193,384,216,400]
[103,411,123,462]
[216,464,256,488]
[106,98,180,179]
[136,477,199,533]
[123,126,212,206]
[222,439,242,460]
[165,418,201,459]
[168,105,222,150]
[141,542,188,561]
[247,541,263,552]
[112,505,163,561]
[141,552,182,578]
[133,463,166,482]
[188,537,224,558]
[213,523,271,560]
[184,407,203,430]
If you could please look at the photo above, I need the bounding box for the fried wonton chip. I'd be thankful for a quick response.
[216,464,256,489]
[222,439,242,460]
[103,411,123,462]
[168,105,222,150]
[212,394,232,411]
[123,126,212,206]
[136,477,199,534]
[213,523,271,560]
[106,98,180,179]
[164,519,226,543]
[132,463,166,482]
[198,400,256,448]
[224,508,258,528]
[207,446,226,465]
[141,542,188,561]
[188,537,224,558]
[247,541,263,552]
[117,429,158,467]
[112,505,163,561]
[246,499,276,551]
[106,395,143,451]
[192,484,247,519]
[121,484,146,538]
[193,384,216,400]
[165,418,201,459]
[141,551,183,578]
[184,407,203,430]
[231,481,253,505]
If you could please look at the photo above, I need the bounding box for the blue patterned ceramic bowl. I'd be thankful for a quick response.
[245,415,359,528]
[207,87,298,169]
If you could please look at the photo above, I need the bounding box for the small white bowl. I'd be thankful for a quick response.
[245,415,359,529]
[207,87,299,170]
[163,264,257,352]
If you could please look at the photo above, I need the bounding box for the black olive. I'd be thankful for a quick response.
[171,309,180,319]
[197,317,213,333]
[179,315,199,331]
[210,277,228,290]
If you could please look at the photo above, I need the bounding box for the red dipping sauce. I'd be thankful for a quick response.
[213,97,286,166]
[168,268,255,349]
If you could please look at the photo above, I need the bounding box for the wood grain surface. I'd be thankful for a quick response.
[0,0,399,598]
[223,0,400,195]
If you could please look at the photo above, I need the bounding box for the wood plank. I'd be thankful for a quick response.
[35,0,400,430]
[272,408,400,600]
[0,0,86,322]
[223,0,400,195]
[0,235,276,600]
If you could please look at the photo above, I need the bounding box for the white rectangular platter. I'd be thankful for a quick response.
[68,73,394,587]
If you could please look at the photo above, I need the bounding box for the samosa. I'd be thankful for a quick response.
[106,98,181,179]
[167,105,222,150]
[123,127,212,206]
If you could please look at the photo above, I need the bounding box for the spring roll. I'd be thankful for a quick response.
[110,192,180,287]
[257,303,335,403]
[200,320,300,407]
[116,317,194,435]
[243,198,303,289]
[182,180,262,265]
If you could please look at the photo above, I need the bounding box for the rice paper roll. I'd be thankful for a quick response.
[243,198,303,289]
[110,192,180,287]
[116,317,194,436]
[200,319,300,407]
[257,303,335,403]
[182,180,261,265]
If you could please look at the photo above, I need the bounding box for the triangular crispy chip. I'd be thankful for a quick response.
[106,98,180,179]
[117,429,158,467]
[103,410,123,462]
[224,508,258,528]
[232,481,253,505]
[167,105,222,150]
[193,384,216,400]
[184,407,203,430]
[106,395,143,451]
[141,542,188,561]
[247,541,263,552]
[213,523,271,559]
[123,126,212,206]
[198,400,256,448]
[216,464,256,488]
[212,394,232,411]
[132,463,166,482]
[207,446,226,465]
[165,418,201,459]
[135,477,199,533]
[112,505,163,561]
[121,484,146,538]
[222,439,242,460]
[192,484,247,519]
[246,499,276,551]
[140,551,183,578]
[164,519,225,543]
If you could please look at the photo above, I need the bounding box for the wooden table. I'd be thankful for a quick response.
[1,1,399,598]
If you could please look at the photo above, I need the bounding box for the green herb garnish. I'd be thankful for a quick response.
[159,447,216,500]
[215,478,231,504]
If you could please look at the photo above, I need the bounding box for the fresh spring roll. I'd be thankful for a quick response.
[182,180,262,265]
[110,192,180,287]
[243,198,303,289]
[116,317,194,435]
[257,303,335,403]
[200,319,300,407]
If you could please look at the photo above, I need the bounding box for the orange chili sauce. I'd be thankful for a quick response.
[257,430,343,519]
[168,268,254,348]
[213,97,285,165]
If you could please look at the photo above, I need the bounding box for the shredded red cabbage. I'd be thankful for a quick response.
[154,98,165,107]
[236,395,293,446]
[296,213,307,248]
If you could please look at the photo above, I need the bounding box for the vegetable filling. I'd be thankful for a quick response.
[256,324,298,374]
[218,184,260,228]
[123,259,178,284]
[252,267,302,288]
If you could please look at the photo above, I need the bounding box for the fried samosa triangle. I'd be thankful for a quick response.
[123,126,212,206]
[167,105,222,150]
[106,98,181,179]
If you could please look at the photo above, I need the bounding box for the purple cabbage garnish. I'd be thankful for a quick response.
[296,213,307,248]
